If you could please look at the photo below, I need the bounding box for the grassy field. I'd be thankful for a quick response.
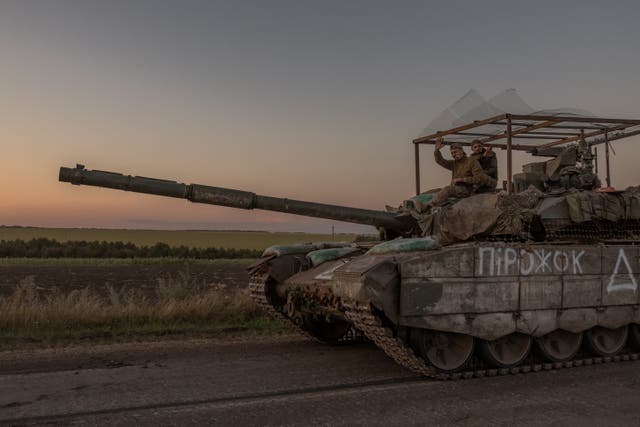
[0,226,357,347]
[0,226,358,250]
[0,257,257,266]
[0,276,282,349]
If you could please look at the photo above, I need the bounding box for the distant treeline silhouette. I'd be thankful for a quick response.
[0,238,262,259]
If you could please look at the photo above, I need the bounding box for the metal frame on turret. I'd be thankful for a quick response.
[413,114,640,195]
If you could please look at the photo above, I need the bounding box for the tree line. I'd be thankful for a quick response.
[0,238,262,259]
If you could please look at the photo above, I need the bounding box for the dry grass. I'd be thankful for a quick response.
[0,275,278,347]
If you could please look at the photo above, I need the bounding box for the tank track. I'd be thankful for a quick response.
[342,302,640,380]
[249,273,320,342]
[249,273,362,344]
[342,302,445,379]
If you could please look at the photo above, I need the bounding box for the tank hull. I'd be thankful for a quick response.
[395,243,639,340]
[285,243,639,339]
[256,241,640,377]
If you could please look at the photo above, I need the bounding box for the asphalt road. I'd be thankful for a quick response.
[1,337,639,426]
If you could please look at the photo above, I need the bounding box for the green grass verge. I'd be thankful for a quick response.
[0,257,258,266]
[0,227,357,250]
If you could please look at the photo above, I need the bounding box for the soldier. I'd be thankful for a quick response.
[432,137,497,204]
[470,139,498,180]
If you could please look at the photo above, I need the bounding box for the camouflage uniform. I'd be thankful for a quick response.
[470,149,498,180]
[433,150,497,205]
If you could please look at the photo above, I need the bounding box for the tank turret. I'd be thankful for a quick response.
[59,164,417,239]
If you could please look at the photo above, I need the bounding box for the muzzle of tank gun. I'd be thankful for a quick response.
[59,164,259,208]
[59,164,191,199]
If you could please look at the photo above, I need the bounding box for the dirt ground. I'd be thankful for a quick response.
[0,263,251,298]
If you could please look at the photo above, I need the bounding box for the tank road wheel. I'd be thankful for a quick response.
[629,324,640,351]
[479,333,532,368]
[585,325,628,356]
[302,317,352,345]
[413,329,474,373]
[535,330,583,362]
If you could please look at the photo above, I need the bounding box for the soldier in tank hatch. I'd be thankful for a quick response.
[432,137,497,204]
[470,139,498,180]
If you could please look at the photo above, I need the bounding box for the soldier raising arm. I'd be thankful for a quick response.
[434,137,454,171]
[470,139,498,180]
[431,138,497,204]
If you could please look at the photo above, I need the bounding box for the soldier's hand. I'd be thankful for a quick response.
[484,146,493,157]
[435,137,444,151]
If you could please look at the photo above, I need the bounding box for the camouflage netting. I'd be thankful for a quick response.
[566,186,640,222]
[400,186,640,245]
[401,187,544,244]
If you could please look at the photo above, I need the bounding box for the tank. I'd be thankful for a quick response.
[58,142,640,379]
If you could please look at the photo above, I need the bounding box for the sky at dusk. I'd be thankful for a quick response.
[2,0,639,233]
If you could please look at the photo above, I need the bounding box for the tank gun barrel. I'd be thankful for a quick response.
[59,165,414,234]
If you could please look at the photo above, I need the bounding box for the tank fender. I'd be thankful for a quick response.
[249,242,351,281]
[361,261,400,322]
[247,254,276,276]
[331,255,400,322]
[248,253,310,284]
